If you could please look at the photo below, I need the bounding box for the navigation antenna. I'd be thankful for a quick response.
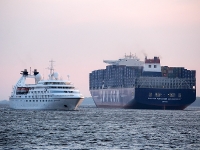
[47,60,55,80]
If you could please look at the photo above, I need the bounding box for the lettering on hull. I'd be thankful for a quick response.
[148,97,181,100]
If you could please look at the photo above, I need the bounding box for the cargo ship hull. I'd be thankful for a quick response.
[90,88,196,110]
[89,54,196,110]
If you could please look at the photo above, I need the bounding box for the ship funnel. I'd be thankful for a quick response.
[20,69,28,76]
[33,69,39,76]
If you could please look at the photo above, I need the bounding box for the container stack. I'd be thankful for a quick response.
[161,66,196,79]
[89,65,143,89]
[89,69,104,89]
[182,69,196,78]
[167,67,181,78]
[172,67,184,78]
[89,72,94,89]
[161,66,169,77]
[113,65,125,87]
[104,65,125,88]
[123,66,136,87]
[89,64,196,90]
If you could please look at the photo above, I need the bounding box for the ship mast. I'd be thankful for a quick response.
[48,60,55,80]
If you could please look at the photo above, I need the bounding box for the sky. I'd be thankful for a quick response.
[0,0,200,100]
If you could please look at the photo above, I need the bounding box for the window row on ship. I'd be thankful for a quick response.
[43,82,69,85]
[12,95,74,98]
[10,99,61,102]
[29,91,74,93]
[28,86,75,89]
[16,90,76,95]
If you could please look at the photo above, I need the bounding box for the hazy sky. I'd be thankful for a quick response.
[0,0,200,100]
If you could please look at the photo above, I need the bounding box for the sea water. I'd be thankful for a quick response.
[0,106,200,150]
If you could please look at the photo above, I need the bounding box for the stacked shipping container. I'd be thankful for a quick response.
[89,65,143,89]
[161,66,196,78]
[90,65,196,90]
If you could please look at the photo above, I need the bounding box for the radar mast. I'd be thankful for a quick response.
[47,60,55,80]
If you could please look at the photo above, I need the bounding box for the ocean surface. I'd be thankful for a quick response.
[0,106,200,150]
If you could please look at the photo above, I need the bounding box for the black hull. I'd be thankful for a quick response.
[97,103,188,110]
[123,101,189,110]
[90,88,196,110]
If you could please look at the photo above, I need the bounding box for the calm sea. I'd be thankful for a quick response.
[0,106,200,150]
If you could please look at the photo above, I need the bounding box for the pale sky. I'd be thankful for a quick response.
[0,0,200,100]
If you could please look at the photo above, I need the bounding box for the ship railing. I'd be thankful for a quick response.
[25,84,36,86]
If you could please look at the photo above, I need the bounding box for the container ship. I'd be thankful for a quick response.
[89,53,196,110]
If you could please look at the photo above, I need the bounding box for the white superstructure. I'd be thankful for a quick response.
[9,60,84,110]
[103,53,144,66]
[143,56,161,72]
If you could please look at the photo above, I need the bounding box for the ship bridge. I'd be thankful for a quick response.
[103,53,144,67]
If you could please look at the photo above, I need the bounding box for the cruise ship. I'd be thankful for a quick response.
[9,60,84,110]
[89,53,196,110]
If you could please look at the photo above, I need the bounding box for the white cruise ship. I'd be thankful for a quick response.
[9,60,84,110]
